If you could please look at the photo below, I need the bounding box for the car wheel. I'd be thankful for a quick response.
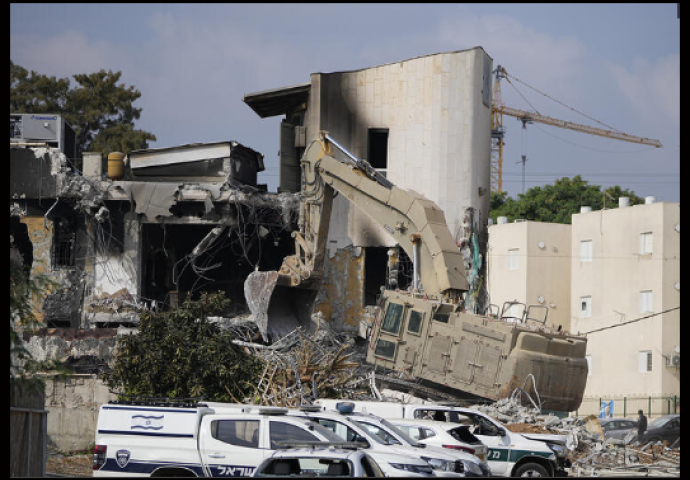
[514,462,550,477]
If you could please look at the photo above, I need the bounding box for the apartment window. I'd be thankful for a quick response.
[639,290,653,313]
[580,296,592,318]
[580,240,593,262]
[638,351,653,373]
[639,232,653,255]
[367,128,389,176]
[507,248,520,270]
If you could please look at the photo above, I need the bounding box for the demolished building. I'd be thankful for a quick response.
[10,137,300,332]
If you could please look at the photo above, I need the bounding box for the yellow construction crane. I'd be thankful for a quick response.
[490,65,663,193]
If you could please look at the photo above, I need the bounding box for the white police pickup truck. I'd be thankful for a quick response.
[93,401,350,477]
[315,400,570,477]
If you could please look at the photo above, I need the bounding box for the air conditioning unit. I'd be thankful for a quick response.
[10,113,76,159]
[667,355,680,368]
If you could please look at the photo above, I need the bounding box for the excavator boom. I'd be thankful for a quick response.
[277,132,468,298]
[245,131,467,341]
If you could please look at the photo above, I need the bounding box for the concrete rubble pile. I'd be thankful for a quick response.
[465,397,680,477]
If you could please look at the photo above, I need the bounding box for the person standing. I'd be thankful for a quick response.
[636,409,648,443]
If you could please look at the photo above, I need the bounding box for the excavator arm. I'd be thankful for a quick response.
[276,131,469,301]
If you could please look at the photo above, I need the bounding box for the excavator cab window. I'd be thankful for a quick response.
[407,310,424,335]
[432,305,454,324]
[374,339,397,360]
[381,303,404,335]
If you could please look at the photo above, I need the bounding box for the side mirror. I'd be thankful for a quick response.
[497,427,507,437]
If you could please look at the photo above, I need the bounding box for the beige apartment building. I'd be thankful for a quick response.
[487,218,572,331]
[488,199,680,415]
[570,199,680,413]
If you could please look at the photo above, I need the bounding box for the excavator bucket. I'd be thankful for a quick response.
[244,271,318,343]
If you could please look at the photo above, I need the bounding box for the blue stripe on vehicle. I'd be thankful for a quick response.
[102,406,198,414]
[98,459,255,477]
[99,458,204,476]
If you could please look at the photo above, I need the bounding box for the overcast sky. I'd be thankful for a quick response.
[10,3,679,202]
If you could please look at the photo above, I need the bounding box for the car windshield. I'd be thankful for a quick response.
[310,422,352,443]
[351,418,419,446]
[376,418,420,445]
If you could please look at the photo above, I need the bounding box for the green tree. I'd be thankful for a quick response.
[10,60,69,113]
[10,60,156,161]
[489,176,643,224]
[104,292,265,402]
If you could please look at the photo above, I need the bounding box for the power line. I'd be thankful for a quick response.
[501,180,679,186]
[504,71,623,133]
[582,307,680,335]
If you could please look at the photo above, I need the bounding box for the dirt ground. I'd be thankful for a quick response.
[46,453,93,477]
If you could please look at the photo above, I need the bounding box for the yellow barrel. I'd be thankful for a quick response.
[107,152,125,180]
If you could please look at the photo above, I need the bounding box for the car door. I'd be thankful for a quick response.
[476,431,511,475]
[447,410,511,475]
[617,420,637,440]
[662,418,680,443]
[198,416,268,477]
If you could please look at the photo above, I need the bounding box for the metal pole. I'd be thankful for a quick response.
[42,410,47,478]
[624,396,627,418]
[26,409,32,476]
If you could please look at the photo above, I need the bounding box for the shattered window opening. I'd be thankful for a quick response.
[141,222,294,311]
[367,128,389,175]
[52,218,76,269]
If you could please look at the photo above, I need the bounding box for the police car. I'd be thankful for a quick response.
[94,402,343,477]
[316,399,569,477]
[93,400,435,477]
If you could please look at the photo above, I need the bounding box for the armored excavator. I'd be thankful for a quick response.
[245,131,588,412]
